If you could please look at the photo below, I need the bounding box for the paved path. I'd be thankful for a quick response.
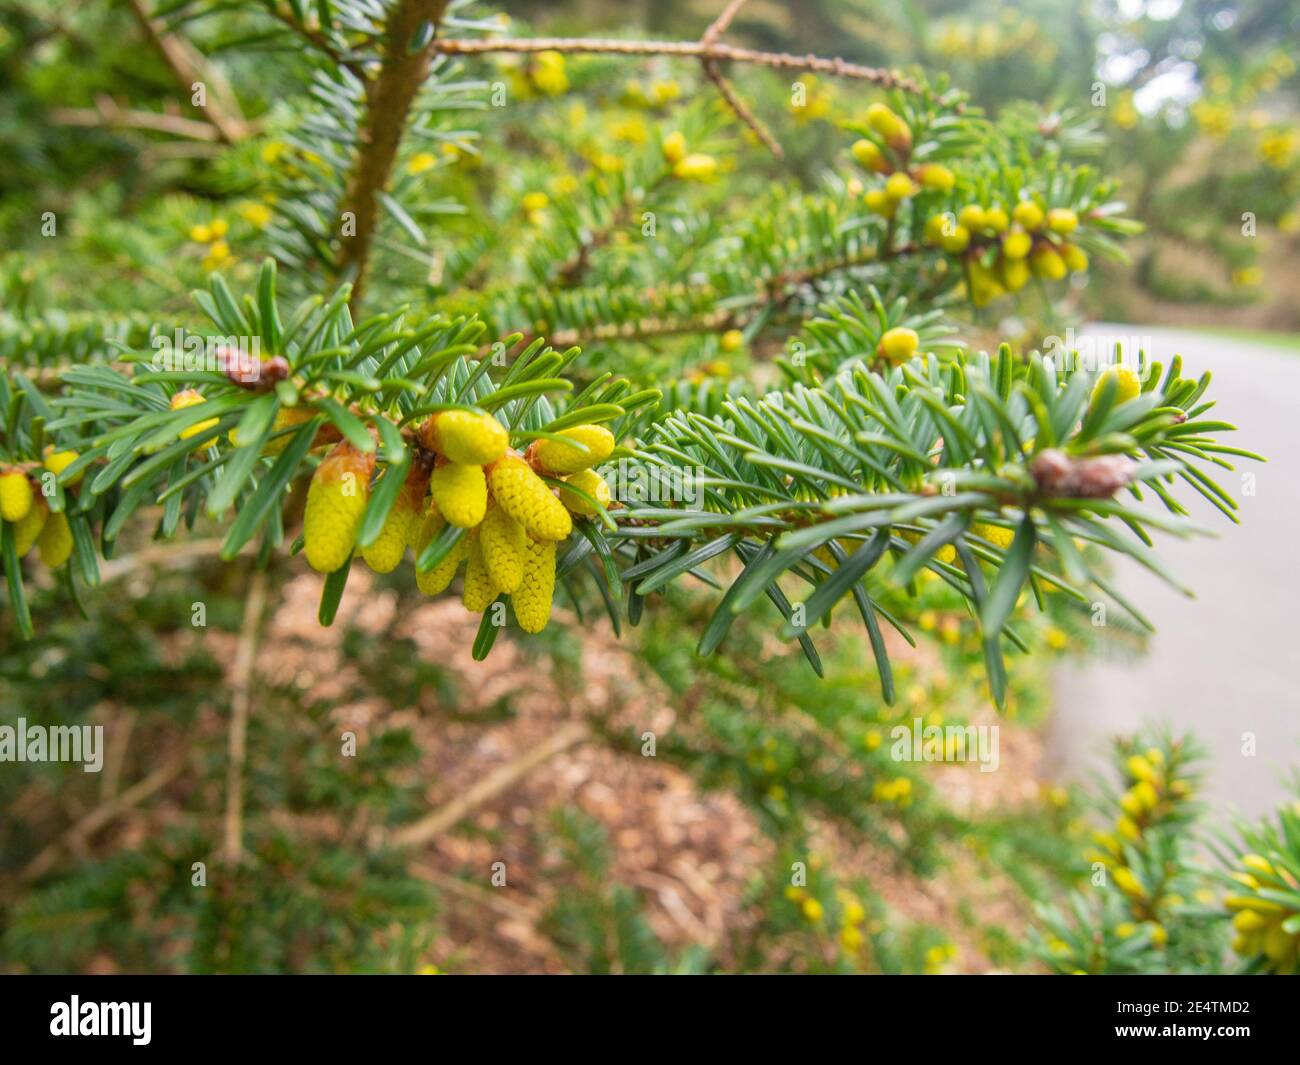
[1045,324,1300,823]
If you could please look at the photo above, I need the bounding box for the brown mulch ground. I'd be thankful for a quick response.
[237,568,1055,973]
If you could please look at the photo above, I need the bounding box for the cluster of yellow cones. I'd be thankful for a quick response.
[0,448,79,569]
[302,409,614,633]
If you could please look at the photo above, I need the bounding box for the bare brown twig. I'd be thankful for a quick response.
[339,4,930,308]
[702,0,751,45]
[125,0,251,144]
[18,748,191,884]
[695,0,784,158]
[51,96,223,141]
[339,0,451,314]
[431,35,927,95]
[261,2,370,80]
[376,722,590,850]
[703,60,784,158]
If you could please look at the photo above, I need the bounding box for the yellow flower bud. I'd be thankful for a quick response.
[170,389,219,440]
[238,202,273,229]
[940,223,970,253]
[1241,854,1277,879]
[36,510,73,568]
[918,163,955,191]
[488,455,572,541]
[512,536,557,633]
[661,130,687,164]
[876,326,919,363]
[407,152,438,175]
[651,79,679,105]
[865,103,910,150]
[864,188,894,217]
[1047,207,1079,234]
[533,424,615,475]
[1002,229,1032,260]
[13,499,47,556]
[851,138,887,172]
[0,469,35,522]
[43,447,83,486]
[720,328,744,353]
[259,406,318,455]
[413,507,468,596]
[900,529,956,564]
[531,51,569,96]
[558,468,611,517]
[958,204,986,231]
[865,103,897,136]
[462,531,498,612]
[303,441,375,574]
[924,213,951,245]
[967,260,1004,306]
[1062,243,1089,272]
[884,172,917,201]
[430,461,488,528]
[1030,245,1067,281]
[361,464,428,574]
[1000,255,1031,292]
[970,522,1015,550]
[983,206,1009,232]
[1012,199,1045,231]
[1091,367,1142,408]
[423,410,507,466]
[1111,866,1145,897]
[479,502,526,594]
[673,153,717,181]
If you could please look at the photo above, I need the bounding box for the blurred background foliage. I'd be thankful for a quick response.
[1,0,1298,974]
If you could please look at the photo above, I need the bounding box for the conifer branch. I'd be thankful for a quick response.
[697,1,784,158]
[704,59,784,158]
[430,36,930,97]
[339,0,451,313]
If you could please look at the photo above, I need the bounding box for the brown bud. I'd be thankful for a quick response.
[1029,449,1073,495]
[1072,455,1138,499]
[1031,448,1137,500]
[220,346,291,391]
[258,356,291,387]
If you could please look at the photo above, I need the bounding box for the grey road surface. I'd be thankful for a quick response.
[1045,324,1300,823]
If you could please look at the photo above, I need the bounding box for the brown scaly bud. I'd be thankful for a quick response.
[1031,449,1137,500]
[257,356,292,388]
[221,346,292,391]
